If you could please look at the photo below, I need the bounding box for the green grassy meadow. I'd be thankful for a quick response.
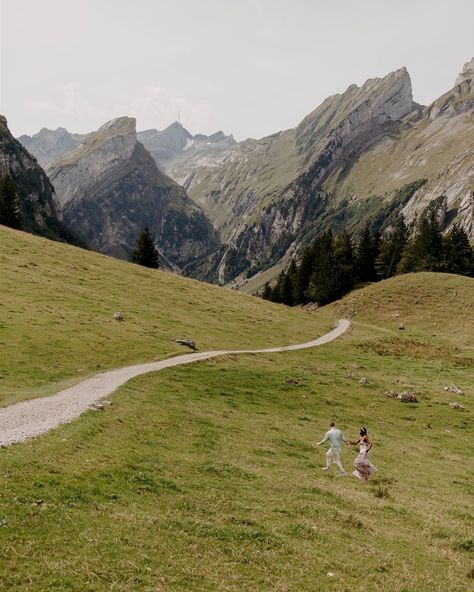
[0,227,330,406]
[0,226,473,591]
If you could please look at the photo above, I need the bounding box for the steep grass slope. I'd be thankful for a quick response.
[0,229,472,591]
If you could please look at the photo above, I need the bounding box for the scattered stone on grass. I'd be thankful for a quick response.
[449,402,465,410]
[172,338,197,350]
[385,390,420,402]
[359,377,369,385]
[344,372,355,379]
[90,400,112,411]
[113,311,123,321]
[444,385,464,395]
[398,391,419,403]
[285,378,299,385]
[302,302,319,312]
[399,323,405,330]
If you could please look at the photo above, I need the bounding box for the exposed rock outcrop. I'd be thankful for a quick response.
[455,57,474,86]
[0,115,81,244]
[46,117,219,268]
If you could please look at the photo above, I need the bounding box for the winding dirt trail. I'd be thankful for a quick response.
[0,319,350,447]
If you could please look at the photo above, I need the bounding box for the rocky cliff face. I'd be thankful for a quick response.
[45,117,219,268]
[0,115,81,243]
[168,61,473,285]
[18,127,87,166]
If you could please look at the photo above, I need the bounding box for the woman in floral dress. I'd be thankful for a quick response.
[350,427,377,480]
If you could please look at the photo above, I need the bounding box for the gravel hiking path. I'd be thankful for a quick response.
[0,319,350,447]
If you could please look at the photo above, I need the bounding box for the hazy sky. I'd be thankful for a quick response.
[1,0,473,140]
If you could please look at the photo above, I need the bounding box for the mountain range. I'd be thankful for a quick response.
[12,57,474,286]
[167,58,474,285]
[43,117,219,269]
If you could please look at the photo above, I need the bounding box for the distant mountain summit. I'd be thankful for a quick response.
[137,122,236,170]
[0,115,81,244]
[45,116,219,268]
[137,121,194,164]
[18,127,87,166]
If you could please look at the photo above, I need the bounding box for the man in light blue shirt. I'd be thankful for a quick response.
[317,421,347,475]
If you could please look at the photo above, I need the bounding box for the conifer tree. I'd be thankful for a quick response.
[279,268,294,306]
[131,227,160,268]
[376,216,408,279]
[355,224,379,281]
[0,176,23,230]
[334,231,355,292]
[261,282,273,301]
[293,244,315,305]
[442,224,473,276]
[398,207,443,273]
[307,231,343,305]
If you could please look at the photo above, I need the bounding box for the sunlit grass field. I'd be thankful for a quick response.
[0,226,472,591]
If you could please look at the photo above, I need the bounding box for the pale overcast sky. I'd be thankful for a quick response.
[1,0,473,139]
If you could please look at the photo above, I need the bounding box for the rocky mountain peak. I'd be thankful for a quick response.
[46,117,139,206]
[455,57,474,85]
[295,65,417,170]
[98,116,136,136]
[356,66,415,120]
[427,57,474,120]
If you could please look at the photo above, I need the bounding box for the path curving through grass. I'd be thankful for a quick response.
[0,319,349,447]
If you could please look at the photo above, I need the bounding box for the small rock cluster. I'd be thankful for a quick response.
[444,385,464,395]
[172,338,197,350]
[449,402,465,410]
[90,400,112,411]
[385,390,420,403]
[359,377,369,385]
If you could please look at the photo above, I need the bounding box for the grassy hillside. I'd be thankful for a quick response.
[0,226,330,406]
[0,228,472,591]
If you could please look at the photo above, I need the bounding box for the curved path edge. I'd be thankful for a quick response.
[0,319,350,447]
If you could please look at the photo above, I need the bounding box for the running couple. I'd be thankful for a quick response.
[317,421,376,480]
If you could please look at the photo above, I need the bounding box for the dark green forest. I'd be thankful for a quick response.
[262,208,473,307]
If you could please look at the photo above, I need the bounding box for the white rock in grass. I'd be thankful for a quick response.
[444,385,464,395]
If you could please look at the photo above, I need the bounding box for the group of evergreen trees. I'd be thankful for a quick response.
[263,210,473,307]
[0,176,23,230]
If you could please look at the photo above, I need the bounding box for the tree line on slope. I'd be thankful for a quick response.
[262,208,473,307]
